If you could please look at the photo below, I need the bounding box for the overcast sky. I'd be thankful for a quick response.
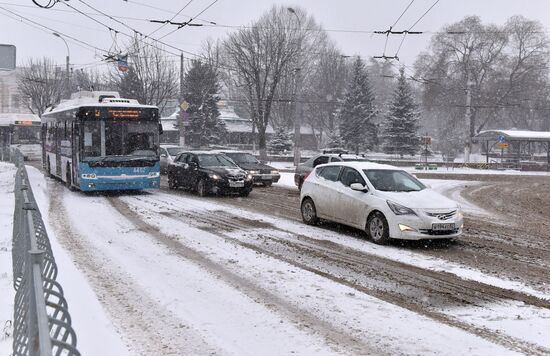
[1,0,550,73]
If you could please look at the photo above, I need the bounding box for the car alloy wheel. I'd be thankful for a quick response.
[367,212,389,245]
[301,198,319,225]
[197,179,207,197]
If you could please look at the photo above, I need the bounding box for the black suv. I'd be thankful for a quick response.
[168,151,253,197]
[220,151,280,186]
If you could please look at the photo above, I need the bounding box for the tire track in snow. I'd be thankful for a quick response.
[47,183,221,356]
[119,191,550,356]
[106,196,383,356]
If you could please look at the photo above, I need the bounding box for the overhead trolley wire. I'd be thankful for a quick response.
[394,0,441,57]
[0,5,109,54]
[61,1,200,59]
[146,0,195,37]
[156,0,219,41]
[123,0,216,24]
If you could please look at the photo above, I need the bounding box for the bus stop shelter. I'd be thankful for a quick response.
[473,129,550,170]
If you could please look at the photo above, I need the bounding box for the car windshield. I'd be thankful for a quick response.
[364,169,426,192]
[198,154,237,167]
[167,147,184,156]
[225,152,258,163]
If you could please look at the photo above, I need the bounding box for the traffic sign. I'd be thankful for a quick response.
[495,142,509,149]
[180,100,189,112]
[497,135,506,143]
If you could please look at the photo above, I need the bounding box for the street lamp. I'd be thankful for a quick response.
[53,32,70,98]
[287,7,302,167]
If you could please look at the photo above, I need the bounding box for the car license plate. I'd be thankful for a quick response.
[432,223,455,231]
[262,175,272,180]
[229,181,244,188]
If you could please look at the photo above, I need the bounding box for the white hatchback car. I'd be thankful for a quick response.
[300,161,463,244]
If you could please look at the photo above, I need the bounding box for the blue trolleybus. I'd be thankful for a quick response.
[41,91,162,191]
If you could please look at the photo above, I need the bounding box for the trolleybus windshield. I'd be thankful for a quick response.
[82,120,159,161]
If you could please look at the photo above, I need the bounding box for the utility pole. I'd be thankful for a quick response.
[288,7,303,167]
[464,73,473,163]
[180,53,184,98]
[179,53,186,147]
[293,67,302,166]
[53,33,70,98]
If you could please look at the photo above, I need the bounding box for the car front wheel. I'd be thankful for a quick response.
[196,178,208,197]
[367,212,390,245]
[301,198,319,225]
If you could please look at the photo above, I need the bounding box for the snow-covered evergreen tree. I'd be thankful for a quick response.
[338,57,377,154]
[268,128,293,154]
[118,68,145,103]
[381,68,421,157]
[181,60,226,147]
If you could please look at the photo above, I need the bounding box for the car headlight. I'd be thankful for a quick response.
[387,201,416,215]
[148,171,160,178]
[248,170,260,175]
[81,173,97,179]
[270,170,279,175]
[246,174,253,180]
[209,174,221,180]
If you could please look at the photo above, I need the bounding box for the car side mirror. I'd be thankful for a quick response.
[350,183,368,192]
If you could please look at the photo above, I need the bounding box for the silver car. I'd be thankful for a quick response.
[160,145,185,174]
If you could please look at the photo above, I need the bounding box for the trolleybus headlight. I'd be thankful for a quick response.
[148,171,160,178]
[81,173,97,179]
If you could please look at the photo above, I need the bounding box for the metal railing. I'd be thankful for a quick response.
[4,149,80,356]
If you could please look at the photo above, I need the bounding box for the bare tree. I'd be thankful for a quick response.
[223,6,315,159]
[17,58,65,116]
[416,16,550,158]
[110,38,179,109]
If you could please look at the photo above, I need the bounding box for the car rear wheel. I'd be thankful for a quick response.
[301,198,319,225]
[196,178,207,197]
[46,159,53,178]
[367,212,390,245]
[168,174,176,189]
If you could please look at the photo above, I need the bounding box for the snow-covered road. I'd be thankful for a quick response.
[9,165,547,355]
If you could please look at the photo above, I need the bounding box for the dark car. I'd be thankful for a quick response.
[294,153,369,189]
[167,151,253,197]
[220,151,280,186]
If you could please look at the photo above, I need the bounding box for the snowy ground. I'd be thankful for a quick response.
[0,163,16,355]
[1,162,549,355]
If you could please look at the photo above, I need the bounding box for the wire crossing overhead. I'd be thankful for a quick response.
[375,30,422,35]
[156,0,219,41]
[147,0,195,37]
[61,0,202,59]
[150,19,204,28]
